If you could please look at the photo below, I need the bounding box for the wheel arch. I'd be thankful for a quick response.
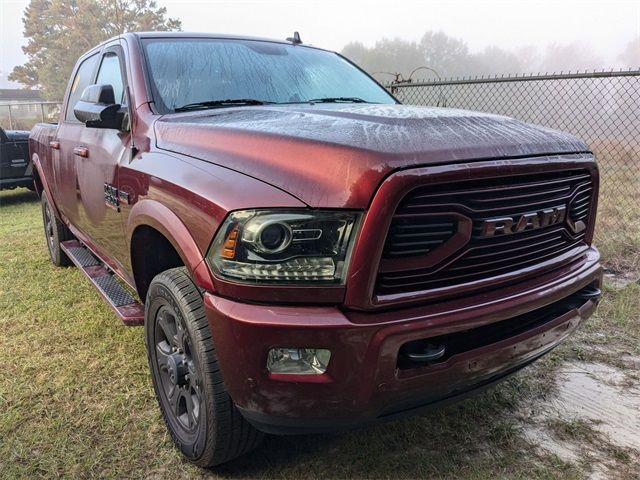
[32,153,53,204]
[127,199,215,300]
[31,160,44,197]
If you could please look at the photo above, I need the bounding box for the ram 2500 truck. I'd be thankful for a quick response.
[29,32,602,466]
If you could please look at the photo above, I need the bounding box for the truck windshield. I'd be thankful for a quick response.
[141,38,397,113]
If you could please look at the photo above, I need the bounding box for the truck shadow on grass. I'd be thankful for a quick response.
[0,188,38,208]
[211,367,578,479]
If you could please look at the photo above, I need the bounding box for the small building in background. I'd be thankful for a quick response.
[0,89,60,130]
[0,88,44,105]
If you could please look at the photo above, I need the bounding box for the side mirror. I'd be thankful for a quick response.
[74,84,127,130]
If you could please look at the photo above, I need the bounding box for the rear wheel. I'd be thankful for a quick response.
[145,267,263,466]
[41,195,72,267]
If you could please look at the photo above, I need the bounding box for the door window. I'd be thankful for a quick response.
[96,53,125,105]
[64,53,99,122]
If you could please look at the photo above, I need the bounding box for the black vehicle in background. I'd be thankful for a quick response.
[1,127,33,190]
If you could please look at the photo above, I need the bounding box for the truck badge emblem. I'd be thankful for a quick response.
[481,205,567,237]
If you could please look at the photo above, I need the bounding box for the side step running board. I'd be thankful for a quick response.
[61,240,144,326]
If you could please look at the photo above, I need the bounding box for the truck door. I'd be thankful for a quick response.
[56,46,130,270]
[54,52,100,222]
[75,46,131,268]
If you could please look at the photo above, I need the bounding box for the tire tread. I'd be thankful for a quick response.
[41,195,72,267]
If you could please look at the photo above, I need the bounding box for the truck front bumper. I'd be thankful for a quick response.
[204,248,602,434]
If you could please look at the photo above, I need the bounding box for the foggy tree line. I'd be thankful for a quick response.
[374,33,640,149]
[8,1,639,101]
[341,31,640,82]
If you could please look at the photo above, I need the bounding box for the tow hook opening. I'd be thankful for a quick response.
[399,343,447,369]
[576,285,601,301]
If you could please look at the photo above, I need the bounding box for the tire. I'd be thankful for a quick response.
[41,194,72,267]
[145,267,263,467]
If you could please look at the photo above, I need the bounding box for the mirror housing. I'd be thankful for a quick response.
[74,84,127,130]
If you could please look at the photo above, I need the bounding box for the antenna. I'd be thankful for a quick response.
[286,31,302,45]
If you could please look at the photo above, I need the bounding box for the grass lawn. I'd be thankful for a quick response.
[593,143,640,275]
[1,188,638,479]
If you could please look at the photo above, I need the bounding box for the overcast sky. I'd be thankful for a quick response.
[1,0,639,87]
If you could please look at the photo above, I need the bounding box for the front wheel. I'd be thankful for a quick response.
[145,267,263,467]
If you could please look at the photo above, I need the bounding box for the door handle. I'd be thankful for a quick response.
[49,141,60,150]
[73,146,89,158]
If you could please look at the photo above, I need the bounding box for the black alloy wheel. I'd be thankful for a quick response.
[145,267,262,466]
[154,305,202,434]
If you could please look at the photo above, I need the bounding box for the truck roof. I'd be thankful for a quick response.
[99,31,326,51]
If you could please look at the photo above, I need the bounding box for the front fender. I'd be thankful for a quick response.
[127,198,214,291]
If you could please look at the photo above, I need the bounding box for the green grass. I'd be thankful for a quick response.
[556,281,640,371]
[0,188,638,479]
[592,143,640,275]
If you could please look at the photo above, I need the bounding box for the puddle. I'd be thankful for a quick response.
[521,361,640,474]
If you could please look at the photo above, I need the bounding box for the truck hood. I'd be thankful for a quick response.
[154,104,589,208]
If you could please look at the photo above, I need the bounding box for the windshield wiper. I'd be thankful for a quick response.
[174,98,273,112]
[305,97,370,104]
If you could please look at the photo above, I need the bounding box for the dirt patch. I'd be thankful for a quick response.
[522,361,640,477]
[603,269,639,288]
[552,362,640,450]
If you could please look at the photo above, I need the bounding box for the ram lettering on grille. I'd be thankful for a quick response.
[481,205,567,237]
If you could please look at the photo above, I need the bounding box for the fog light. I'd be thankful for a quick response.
[267,348,331,374]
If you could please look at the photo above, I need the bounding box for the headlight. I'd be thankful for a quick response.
[207,209,360,283]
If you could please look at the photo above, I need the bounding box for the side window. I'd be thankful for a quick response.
[95,53,125,105]
[64,53,99,122]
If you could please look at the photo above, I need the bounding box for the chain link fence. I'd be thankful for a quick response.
[388,71,640,275]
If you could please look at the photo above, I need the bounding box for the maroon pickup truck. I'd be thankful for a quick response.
[30,32,602,466]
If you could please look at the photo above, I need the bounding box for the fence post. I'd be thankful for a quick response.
[8,105,14,130]
[40,103,45,123]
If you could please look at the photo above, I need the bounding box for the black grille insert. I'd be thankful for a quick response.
[377,169,593,298]
[397,284,595,370]
[383,216,456,257]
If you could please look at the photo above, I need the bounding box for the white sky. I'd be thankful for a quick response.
[1,0,639,87]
